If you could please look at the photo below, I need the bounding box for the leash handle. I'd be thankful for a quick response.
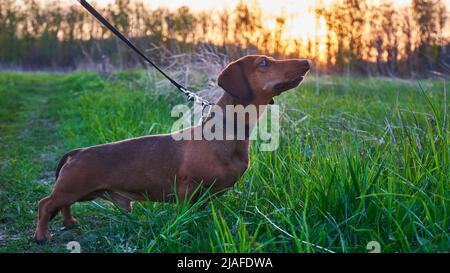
[77,0,193,94]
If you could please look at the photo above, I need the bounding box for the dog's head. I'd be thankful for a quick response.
[218,55,310,105]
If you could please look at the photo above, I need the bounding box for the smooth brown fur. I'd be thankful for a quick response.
[33,55,310,242]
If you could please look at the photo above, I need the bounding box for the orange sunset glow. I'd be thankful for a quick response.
[55,0,448,38]
[46,0,450,63]
[5,0,448,76]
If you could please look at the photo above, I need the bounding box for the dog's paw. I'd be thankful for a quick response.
[33,230,52,244]
[63,217,79,229]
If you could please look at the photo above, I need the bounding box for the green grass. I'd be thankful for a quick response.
[0,71,448,253]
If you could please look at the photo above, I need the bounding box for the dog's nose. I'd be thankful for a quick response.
[300,59,311,71]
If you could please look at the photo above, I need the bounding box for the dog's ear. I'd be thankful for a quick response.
[218,60,254,103]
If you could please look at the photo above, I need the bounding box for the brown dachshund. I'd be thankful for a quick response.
[33,55,310,242]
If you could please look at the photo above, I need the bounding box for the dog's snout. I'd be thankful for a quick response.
[300,59,311,71]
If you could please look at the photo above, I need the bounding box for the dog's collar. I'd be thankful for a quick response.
[201,111,252,140]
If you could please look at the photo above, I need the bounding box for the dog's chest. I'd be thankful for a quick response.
[178,140,250,189]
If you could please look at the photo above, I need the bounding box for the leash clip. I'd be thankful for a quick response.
[179,87,214,124]
[200,103,213,124]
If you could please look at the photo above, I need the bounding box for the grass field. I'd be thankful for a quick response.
[0,71,448,253]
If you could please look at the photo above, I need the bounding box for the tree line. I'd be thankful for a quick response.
[0,0,448,77]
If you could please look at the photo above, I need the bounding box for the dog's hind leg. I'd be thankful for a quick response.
[34,195,54,243]
[34,188,88,243]
[61,205,78,228]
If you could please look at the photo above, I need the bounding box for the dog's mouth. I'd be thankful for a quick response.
[274,75,304,92]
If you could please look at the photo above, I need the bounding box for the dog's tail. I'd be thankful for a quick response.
[55,149,82,180]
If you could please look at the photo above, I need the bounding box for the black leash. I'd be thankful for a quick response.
[77,0,213,114]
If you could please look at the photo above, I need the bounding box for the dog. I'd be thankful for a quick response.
[33,55,310,242]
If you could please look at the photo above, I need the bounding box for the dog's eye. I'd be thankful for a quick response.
[258,59,269,68]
